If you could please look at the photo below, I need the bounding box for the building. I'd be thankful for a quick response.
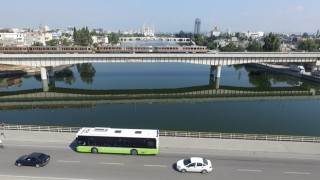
[211,27,221,37]
[245,31,264,39]
[141,23,155,37]
[24,32,46,46]
[316,30,320,38]
[194,18,201,34]
[92,36,108,44]
[0,33,25,46]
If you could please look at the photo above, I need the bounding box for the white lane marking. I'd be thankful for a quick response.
[160,150,320,161]
[144,164,167,168]
[57,160,81,163]
[7,144,69,149]
[100,162,124,165]
[0,175,93,180]
[284,171,311,175]
[237,169,262,172]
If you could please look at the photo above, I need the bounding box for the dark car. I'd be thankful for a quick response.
[15,152,50,168]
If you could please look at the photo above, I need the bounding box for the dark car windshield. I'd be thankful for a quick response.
[183,159,191,165]
[38,154,46,159]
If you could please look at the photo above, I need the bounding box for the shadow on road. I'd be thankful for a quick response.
[172,163,180,173]
[68,139,77,152]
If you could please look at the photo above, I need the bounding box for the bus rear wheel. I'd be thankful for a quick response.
[91,148,98,154]
[130,149,138,155]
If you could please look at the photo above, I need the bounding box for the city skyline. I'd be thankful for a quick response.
[0,0,319,33]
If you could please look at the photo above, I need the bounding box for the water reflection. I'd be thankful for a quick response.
[0,77,22,88]
[2,64,320,136]
[2,63,320,92]
[0,78,317,109]
[76,63,96,84]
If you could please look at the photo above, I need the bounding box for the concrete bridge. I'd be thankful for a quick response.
[0,52,320,81]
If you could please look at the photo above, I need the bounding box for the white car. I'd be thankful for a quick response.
[176,157,213,173]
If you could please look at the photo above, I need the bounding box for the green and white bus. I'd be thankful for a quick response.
[76,127,159,155]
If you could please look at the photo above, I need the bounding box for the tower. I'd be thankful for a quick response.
[194,18,201,34]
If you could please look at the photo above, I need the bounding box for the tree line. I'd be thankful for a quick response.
[175,31,320,52]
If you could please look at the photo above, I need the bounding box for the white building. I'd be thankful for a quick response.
[92,36,109,44]
[246,31,264,38]
[24,32,46,46]
[211,27,221,37]
[142,23,155,37]
[63,26,74,36]
[0,33,25,46]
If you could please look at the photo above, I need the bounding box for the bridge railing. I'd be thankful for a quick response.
[1,124,80,133]
[159,130,320,143]
[1,124,320,143]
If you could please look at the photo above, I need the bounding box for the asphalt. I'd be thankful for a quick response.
[1,130,320,156]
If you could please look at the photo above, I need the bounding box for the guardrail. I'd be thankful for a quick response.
[1,124,80,133]
[159,131,320,143]
[1,124,320,143]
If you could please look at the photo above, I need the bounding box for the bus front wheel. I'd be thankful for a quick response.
[130,149,138,155]
[91,148,98,154]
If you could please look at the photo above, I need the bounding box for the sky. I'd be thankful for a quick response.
[0,0,319,33]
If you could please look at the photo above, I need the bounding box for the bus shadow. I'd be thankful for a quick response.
[69,139,78,152]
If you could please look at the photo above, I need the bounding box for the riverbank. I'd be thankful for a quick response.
[252,63,320,83]
[0,64,36,76]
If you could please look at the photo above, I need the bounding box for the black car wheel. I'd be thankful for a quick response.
[36,164,40,168]
[17,163,21,167]
[130,149,138,155]
[201,170,208,174]
[91,148,98,154]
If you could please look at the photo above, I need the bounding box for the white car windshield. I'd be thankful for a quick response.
[203,159,208,165]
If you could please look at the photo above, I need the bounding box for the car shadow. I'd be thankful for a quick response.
[172,163,181,173]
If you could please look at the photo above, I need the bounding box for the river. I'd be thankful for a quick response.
[1,61,320,136]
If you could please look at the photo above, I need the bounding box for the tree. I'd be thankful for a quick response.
[175,31,193,38]
[302,32,309,38]
[192,33,205,46]
[108,33,120,45]
[73,27,77,42]
[60,38,72,46]
[220,42,245,52]
[297,39,318,52]
[263,33,280,52]
[73,27,93,46]
[46,39,60,46]
[204,36,218,50]
[247,40,263,52]
[32,42,43,46]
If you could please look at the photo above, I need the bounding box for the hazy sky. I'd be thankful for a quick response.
[1,0,319,33]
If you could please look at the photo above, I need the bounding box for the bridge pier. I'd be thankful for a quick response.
[42,79,49,92]
[209,76,220,89]
[48,66,54,77]
[311,66,317,72]
[40,67,48,80]
[210,65,222,78]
